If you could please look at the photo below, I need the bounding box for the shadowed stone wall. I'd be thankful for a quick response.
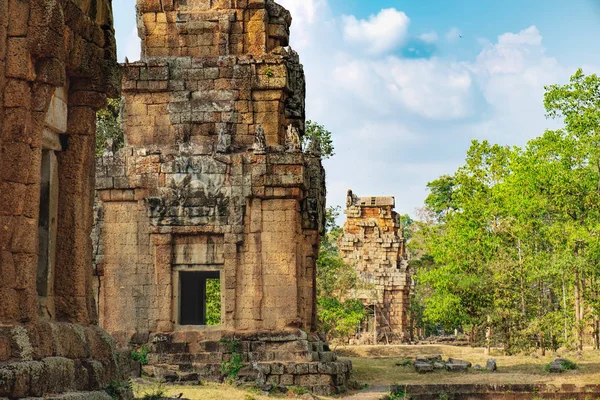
[0,0,129,398]
[93,0,350,395]
[339,190,411,341]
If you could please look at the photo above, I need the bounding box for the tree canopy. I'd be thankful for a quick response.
[412,69,600,353]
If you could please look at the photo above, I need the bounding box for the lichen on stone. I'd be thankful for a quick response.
[11,326,33,361]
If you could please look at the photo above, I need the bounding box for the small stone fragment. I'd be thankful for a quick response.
[445,363,469,372]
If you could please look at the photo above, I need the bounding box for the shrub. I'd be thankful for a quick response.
[131,344,151,365]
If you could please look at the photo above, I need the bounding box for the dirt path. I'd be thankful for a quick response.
[342,385,390,400]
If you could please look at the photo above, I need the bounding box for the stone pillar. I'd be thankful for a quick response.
[0,1,128,398]
[339,192,411,341]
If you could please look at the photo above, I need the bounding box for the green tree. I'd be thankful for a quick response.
[96,97,124,156]
[303,120,335,159]
[414,69,600,353]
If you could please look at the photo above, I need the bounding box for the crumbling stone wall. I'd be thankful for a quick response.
[339,190,410,341]
[0,0,127,398]
[94,0,350,395]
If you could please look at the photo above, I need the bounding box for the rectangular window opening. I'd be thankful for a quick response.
[179,271,221,326]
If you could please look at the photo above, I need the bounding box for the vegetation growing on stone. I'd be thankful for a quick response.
[131,344,150,365]
[220,339,245,381]
[95,97,124,157]
[304,120,335,159]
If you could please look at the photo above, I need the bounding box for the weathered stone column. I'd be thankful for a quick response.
[0,1,129,398]
[339,191,411,341]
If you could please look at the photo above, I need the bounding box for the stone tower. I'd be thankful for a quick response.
[339,190,410,341]
[94,0,350,394]
[0,1,128,398]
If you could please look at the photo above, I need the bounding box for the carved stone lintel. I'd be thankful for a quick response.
[285,124,301,153]
[253,124,267,154]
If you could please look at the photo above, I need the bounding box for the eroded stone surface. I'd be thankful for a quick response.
[0,0,126,398]
[339,190,411,341]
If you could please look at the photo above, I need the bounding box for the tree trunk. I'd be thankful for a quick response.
[540,334,546,356]
[485,316,492,355]
[562,266,568,343]
[574,267,584,352]
[594,317,600,350]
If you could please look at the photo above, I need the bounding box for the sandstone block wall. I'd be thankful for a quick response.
[339,190,410,340]
[93,0,347,394]
[0,0,126,398]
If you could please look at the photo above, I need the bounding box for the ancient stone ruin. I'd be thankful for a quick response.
[93,0,350,395]
[339,190,410,341]
[0,1,129,398]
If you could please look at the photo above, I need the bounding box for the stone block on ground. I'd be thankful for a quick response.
[416,354,442,363]
[445,363,469,372]
[433,362,446,370]
[414,361,434,373]
[447,358,472,368]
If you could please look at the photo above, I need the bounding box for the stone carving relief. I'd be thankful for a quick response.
[149,155,229,225]
[253,124,267,154]
[216,123,232,153]
[285,124,302,153]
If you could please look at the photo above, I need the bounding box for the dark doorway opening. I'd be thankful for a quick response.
[179,271,221,326]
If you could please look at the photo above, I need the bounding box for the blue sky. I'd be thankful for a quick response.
[112,0,600,217]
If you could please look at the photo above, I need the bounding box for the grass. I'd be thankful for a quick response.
[133,381,273,400]
[338,344,600,387]
[132,380,339,399]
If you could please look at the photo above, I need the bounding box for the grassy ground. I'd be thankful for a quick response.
[339,344,600,387]
[133,380,339,399]
[133,381,273,400]
[133,345,600,399]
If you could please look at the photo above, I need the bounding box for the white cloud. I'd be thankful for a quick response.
[476,26,545,75]
[419,31,439,43]
[445,27,462,42]
[342,8,410,54]
[376,58,474,120]
[332,56,474,121]
[277,0,327,50]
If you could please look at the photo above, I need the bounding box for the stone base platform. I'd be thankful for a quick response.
[0,323,133,399]
[139,329,351,396]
